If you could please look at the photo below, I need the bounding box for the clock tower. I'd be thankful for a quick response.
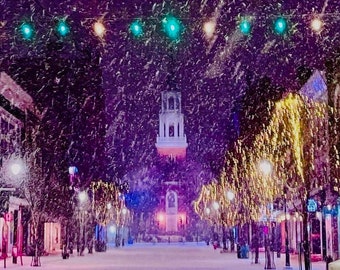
[155,90,188,160]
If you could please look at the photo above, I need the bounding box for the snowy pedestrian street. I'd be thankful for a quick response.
[0,242,326,270]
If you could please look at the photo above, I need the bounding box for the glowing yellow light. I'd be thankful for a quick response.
[94,21,106,37]
[226,190,235,201]
[212,201,219,210]
[203,20,216,39]
[259,159,273,175]
[310,17,323,33]
[78,191,87,203]
[195,91,331,226]
[157,213,165,221]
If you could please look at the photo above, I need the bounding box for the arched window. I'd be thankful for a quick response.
[169,124,174,137]
[163,99,167,110]
[167,192,176,208]
[168,97,174,110]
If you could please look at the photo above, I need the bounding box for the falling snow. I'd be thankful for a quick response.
[0,1,339,268]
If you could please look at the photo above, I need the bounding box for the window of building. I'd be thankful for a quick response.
[168,97,174,110]
[169,124,174,137]
[176,97,180,109]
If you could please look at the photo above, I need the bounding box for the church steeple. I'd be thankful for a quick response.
[155,53,188,160]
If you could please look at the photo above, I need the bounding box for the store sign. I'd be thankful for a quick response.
[307,199,317,212]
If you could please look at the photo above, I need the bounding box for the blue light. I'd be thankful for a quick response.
[20,22,34,40]
[129,20,144,38]
[239,19,252,35]
[56,20,70,37]
[274,17,288,35]
[162,15,183,41]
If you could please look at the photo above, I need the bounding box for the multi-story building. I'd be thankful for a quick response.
[0,72,60,256]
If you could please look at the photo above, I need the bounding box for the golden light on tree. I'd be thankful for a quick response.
[90,180,121,226]
[195,90,336,240]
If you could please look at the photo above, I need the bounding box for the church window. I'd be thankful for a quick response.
[163,99,167,110]
[176,97,180,109]
[168,97,174,110]
[169,124,174,137]
[168,192,175,208]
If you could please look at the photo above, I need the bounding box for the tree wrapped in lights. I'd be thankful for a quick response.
[196,89,333,270]
[259,93,330,270]
[325,51,340,191]
[197,139,282,226]
[234,93,329,270]
[90,180,121,250]
[90,180,121,225]
[240,93,329,270]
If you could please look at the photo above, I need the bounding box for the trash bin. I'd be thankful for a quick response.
[325,255,333,270]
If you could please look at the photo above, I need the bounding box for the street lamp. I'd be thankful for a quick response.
[78,190,88,256]
[283,186,293,270]
[3,157,27,186]
[1,157,26,266]
[106,202,113,248]
[63,165,79,258]
[211,202,220,249]
[259,159,275,269]
[212,201,220,211]
[222,190,235,252]
[259,159,273,176]
[226,190,235,202]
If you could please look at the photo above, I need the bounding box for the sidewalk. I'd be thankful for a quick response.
[0,244,329,270]
[245,253,326,270]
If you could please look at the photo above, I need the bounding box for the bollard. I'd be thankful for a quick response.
[12,245,18,264]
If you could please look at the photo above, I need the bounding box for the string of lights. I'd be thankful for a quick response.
[2,10,339,45]
[195,92,337,226]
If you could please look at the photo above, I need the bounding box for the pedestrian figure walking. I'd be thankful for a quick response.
[251,234,259,264]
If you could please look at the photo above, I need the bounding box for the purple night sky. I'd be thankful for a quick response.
[0,0,339,182]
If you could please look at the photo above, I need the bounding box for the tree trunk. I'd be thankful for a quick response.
[302,212,311,270]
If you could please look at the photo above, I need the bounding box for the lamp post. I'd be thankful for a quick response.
[212,202,219,250]
[204,207,211,245]
[121,207,128,246]
[283,186,293,270]
[106,202,113,248]
[67,165,78,256]
[222,190,235,252]
[1,158,25,266]
[259,159,275,269]
[78,191,87,256]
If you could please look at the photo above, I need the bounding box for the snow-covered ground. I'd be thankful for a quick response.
[1,242,326,270]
